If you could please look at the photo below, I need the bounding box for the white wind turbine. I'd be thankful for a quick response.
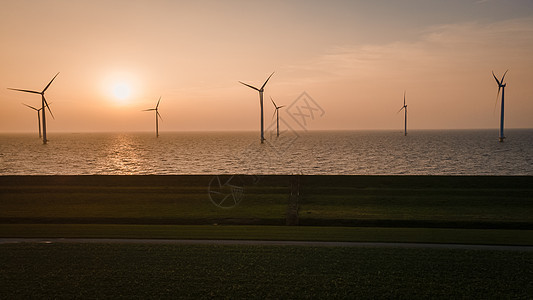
[270,96,285,137]
[143,97,162,137]
[22,103,43,138]
[239,72,274,144]
[8,73,59,144]
[492,70,508,142]
[398,91,408,136]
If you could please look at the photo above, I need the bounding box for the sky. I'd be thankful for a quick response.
[1,0,532,133]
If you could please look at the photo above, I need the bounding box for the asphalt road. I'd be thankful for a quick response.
[1,238,533,251]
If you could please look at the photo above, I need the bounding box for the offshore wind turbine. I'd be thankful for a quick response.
[143,97,162,137]
[492,70,508,142]
[239,72,274,144]
[398,91,408,136]
[22,103,43,138]
[270,96,285,137]
[8,72,59,144]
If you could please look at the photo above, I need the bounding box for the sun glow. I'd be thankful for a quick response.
[112,82,131,100]
[103,71,140,105]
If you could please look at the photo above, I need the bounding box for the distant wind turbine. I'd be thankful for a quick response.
[143,97,162,137]
[22,103,43,138]
[270,97,285,137]
[8,73,59,144]
[398,91,408,136]
[492,70,508,142]
[239,72,274,144]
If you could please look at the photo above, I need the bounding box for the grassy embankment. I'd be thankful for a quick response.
[1,175,532,244]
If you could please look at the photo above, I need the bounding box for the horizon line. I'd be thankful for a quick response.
[1,127,532,134]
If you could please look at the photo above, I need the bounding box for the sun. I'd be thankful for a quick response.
[103,71,140,105]
[112,82,131,101]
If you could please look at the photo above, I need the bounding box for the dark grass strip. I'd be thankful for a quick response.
[1,242,532,298]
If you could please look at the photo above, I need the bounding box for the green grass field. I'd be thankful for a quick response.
[1,175,532,298]
[1,243,532,298]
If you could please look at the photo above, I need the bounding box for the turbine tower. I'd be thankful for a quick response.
[239,72,274,144]
[143,97,162,137]
[398,91,408,136]
[492,70,508,142]
[22,103,43,138]
[8,73,59,144]
[270,97,285,137]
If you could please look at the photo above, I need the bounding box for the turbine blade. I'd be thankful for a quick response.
[260,72,275,90]
[270,96,277,108]
[42,72,60,93]
[492,71,501,86]
[239,81,260,91]
[43,96,54,119]
[8,88,41,94]
[22,103,39,111]
[403,91,406,106]
[156,96,161,109]
[397,107,405,114]
[272,109,277,121]
[143,109,156,111]
[494,85,502,115]
[278,105,285,109]
[501,69,509,83]
[493,92,499,116]
[157,111,163,120]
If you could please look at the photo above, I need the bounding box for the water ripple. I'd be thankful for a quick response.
[0,130,532,175]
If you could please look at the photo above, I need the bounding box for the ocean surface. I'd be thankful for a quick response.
[0,130,532,175]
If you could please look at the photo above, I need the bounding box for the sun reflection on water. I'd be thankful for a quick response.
[104,134,144,174]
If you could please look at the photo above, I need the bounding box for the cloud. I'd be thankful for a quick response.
[282,17,533,129]
[299,18,533,81]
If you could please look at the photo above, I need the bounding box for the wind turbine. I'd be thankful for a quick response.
[8,73,58,144]
[492,70,508,142]
[143,97,162,137]
[398,91,408,136]
[22,103,43,138]
[270,96,285,137]
[239,72,274,144]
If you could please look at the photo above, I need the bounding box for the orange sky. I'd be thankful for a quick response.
[1,0,532,133]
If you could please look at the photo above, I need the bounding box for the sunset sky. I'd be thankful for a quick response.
[1,0,532,133]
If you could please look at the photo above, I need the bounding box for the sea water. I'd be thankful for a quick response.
[0,130,532,175]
